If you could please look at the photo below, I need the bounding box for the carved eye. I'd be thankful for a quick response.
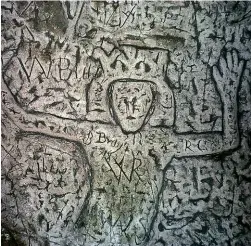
[145,63,151,72]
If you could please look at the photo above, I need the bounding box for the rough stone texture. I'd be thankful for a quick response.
[1,1,251,246]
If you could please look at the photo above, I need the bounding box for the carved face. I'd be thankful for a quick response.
[109,81,155,133]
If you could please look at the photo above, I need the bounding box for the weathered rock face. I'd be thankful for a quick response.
[1,1,251,246]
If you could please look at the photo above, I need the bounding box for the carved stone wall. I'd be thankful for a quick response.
[1,1,251,246]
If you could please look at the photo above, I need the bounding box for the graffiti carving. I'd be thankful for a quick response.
[1,1,251,246]
[108,80,156,133]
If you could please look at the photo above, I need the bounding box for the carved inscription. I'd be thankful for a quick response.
[1,1,251,246]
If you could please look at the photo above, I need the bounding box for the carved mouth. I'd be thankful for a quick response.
[126,115,136,120]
